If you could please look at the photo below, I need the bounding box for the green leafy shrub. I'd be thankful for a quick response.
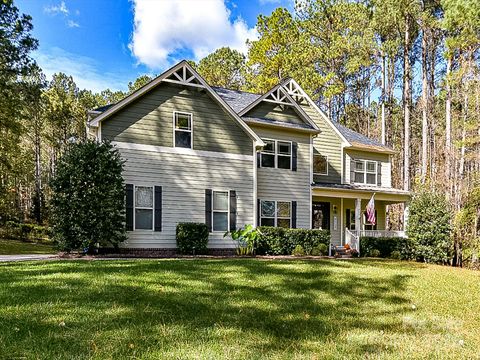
[369,249,381,257]
[176,222,209,255]
[407,191,452,263]
[50,140,126,252]
[292,245,305,256]
[256,227,330,255]
[311,243,328,256]
[225,224,260,256]
[0,221,51,242]
[361,236,416,260]
[390,250,401,259]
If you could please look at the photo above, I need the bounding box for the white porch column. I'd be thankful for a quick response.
[404,202,410,232]
[355,198,361,234]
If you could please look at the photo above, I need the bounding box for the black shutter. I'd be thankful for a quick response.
[257,198,261,226]
[229,190,236,231]
[257,152,261,168]
[292,142,298,171]
[377,161,382,186]
[154,186,162,232]
[205,189,212,232]
[125,184,134,231]
[291,201,297,228]
[350,159,355,184]
[346,209,351,230]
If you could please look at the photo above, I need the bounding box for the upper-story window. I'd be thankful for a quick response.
[174,112,192,148]
[354,160,377,185]
[260,139,292,169]
[313,154,328,175]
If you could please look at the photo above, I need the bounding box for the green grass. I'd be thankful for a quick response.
[0,259,478,359]
[0,239,55,255]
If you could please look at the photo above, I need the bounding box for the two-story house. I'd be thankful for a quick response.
[87,60,410,254]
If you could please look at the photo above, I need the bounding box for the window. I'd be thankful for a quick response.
[260,200,291,228]
[353,160,377,185]
[135,186,153,230]
[260,139,292,170]
[212,191,229,232]
[174,112,192,148]
[313,154,328,175]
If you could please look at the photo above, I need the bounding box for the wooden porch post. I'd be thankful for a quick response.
[355,198,361,235]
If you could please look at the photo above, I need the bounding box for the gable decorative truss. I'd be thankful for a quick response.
[238,83,320,131]
[88,60,264,148]
[280,78,350,145]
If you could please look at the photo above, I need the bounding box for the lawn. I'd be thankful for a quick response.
[0,239,55,255]
[0,259,478,359]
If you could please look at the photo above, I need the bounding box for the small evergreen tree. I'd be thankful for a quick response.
[50,140,125,252]
[407,191,452,263]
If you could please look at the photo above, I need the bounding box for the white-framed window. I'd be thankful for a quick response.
[260,139,292,170]
[134,185,154,230]
[353,160,377,185]
[313,154,328,175]
[260,200,291,228]
[212,190,229,232]
[173,112,192,148]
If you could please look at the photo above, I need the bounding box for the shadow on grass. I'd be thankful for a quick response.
[0,259,421,358]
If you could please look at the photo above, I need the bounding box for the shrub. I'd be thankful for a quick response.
[256,227,330,255]
[369,249,381,257]
[361,236,416,260]
[311,243,328,256]
[0,221,51,242]
[408,191,452,263]
[176,222,209,255]
[50,140,126,252]
[390,250,401,259]
[292,245,305,256]
[225,224,259,256]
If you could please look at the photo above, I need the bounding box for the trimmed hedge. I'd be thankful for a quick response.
[0,221,51,242]
[176,222,209,255]
[360,236,416,260]
[256,227,330,255]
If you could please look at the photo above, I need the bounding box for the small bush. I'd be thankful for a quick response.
[311,243,328,256]
[256,227,330,255]
[0,221,51,242]
[292,245,305,256]
[361,236,416,260]
[369,249,381,257]
[390,250,401,259]
[176,222,209,255]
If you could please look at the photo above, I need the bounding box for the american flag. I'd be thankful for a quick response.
[366,194,376,225]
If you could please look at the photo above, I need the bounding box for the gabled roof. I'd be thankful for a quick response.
[88,60,264,148]
[212,87,261,113]
[332,122,395,154]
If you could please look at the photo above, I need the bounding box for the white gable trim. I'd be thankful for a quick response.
[89,61,264,148]
[281,79,350,146]
[238,83,320,131]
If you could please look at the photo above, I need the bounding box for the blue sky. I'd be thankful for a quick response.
[16,0,292,93]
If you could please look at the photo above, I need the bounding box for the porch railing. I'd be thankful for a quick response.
[345,228,360,254]
[354,230,407,238]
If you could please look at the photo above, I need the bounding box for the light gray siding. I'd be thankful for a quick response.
[300,104,344,184]
[119,146,254,248]
[101,82,253,155]
[345,150,392,188]
[250,125,311,229]
[245,102,305,125]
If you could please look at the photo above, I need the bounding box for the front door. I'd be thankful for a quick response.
[312,202,330,230]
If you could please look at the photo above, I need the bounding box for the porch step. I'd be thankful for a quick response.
[334,246,352,258]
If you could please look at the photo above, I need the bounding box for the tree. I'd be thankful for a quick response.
[196,47,246,90]
[407,191,452,263]
[50,140,126,252]
[128,75,153,94]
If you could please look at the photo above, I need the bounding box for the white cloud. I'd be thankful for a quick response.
[67,20,80,28]
[44,1,69,16]
[34,47,130,93]
[129,0,258,69]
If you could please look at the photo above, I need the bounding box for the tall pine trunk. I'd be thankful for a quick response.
[445,56,452,196]
[403,16,411,191]
[421,29,429,184]
[381,52,386,145]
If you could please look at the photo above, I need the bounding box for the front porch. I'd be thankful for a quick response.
[311,184,410,250]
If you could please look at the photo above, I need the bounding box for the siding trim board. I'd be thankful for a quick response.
[113,141,254,161]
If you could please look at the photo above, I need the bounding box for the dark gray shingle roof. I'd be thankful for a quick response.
[332,121,392,150]
[212,86,261,113]
[93,104,115,112]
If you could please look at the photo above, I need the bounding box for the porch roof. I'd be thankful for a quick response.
[312,183,410,202]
